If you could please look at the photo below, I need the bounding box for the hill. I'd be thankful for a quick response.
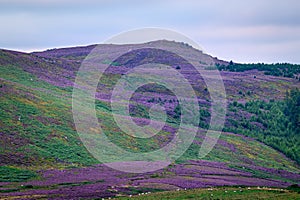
[0,41,299,199]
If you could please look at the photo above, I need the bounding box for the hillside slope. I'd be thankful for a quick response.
[0,41,299,199]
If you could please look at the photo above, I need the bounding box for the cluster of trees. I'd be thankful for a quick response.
[285,89,300,131]
[225,88,300,164]
[216,62,300,78]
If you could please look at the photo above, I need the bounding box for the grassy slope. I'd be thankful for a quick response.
[115,187,300,200]
[0,45,299,199]
[0,64,97,169]
[0,62,299,173]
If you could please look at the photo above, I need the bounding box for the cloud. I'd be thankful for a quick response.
[0,0,299,63]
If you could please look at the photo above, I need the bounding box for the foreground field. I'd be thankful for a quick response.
[0,160,299,199]
[115,187,300,200]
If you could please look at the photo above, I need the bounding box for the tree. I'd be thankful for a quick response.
[285,88,300,130]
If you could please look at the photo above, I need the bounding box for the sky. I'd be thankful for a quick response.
[1,0,300,63]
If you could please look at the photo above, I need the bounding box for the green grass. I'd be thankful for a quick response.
[0,166,37,182]
[0,65,98,168]
[115,187,300,200]
[0,65,71,93]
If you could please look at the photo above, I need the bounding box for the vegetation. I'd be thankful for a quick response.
[287,184,300,193]
[116,187,300,200]
[0,65,98,167]
[217,62,300,78]
[224,88,300,164]
[1,44,300,199]
[285,88,300,132]
[0,166,37,182]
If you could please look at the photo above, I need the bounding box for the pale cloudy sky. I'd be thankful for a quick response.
[1,0,300,63]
